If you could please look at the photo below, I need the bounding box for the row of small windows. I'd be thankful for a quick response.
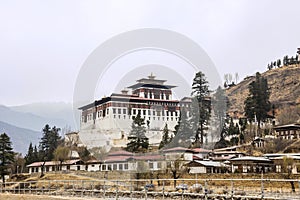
[144,92,170,100]
[101,162,161,171]
[131,109,178,117]
[82,108,181,122]
[112,114,178,121]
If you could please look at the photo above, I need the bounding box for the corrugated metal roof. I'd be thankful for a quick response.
[193,160,225,167]
[26,159,83,167]
[230,156,271,162]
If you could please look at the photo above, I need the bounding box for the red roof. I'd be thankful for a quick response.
[212,155,236,161]
[104,156,132,163]
[133,154,163,161]
[192,148,212,153]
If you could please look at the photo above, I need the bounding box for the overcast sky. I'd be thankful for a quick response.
[1,0,300,106]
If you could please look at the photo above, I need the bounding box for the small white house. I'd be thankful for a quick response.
[189,160,228,174]
[26,159,85,174]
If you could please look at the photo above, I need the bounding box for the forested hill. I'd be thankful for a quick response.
[226,64,300,119]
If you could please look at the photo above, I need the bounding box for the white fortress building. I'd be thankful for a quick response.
[79,74,191,149]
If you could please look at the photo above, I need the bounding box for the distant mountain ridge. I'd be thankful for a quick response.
[0,120,40,155]
[0,103,76,131]
[226,64,300,118]
[0,102,80,154]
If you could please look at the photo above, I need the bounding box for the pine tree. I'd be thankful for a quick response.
[191,71,211,147]
[277,59,281,68]
[238,118,247,144]
[126,114,149,152]
[172,110,192,147]
[159,124,170,149]
[244,72,271,136]
[39,124,61,161]
[33,145,39,162]
[0,133,14,185]
[25,142,35,165]
[212,86,227,140]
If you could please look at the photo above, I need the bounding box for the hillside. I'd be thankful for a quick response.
[0,121,40,154]
[226,64,300,118]
[11,102,77,129]
[0,104,75,131]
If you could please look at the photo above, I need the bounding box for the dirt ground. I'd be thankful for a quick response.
[0,193,101,200]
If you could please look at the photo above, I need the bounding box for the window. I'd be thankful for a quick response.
[118,109,121,114]
[108,165,112,171]
[113,108,116,114]
[138,109,141,115]
[124,163,128,170]
[148,110,151,115]
[153,111,155,115]
[149,162,154,169]
[77,166,81,170]
[107,108,109,115]
[276,165,281,173]
[119,164,123,170]
[157,162,162,169]
[133,109,136,115]
[143,110,146,115]
[102,165,106,171]
[123,109,126,114]
[113,164,117,170]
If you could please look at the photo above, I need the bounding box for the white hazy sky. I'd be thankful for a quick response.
[1,0,300,106]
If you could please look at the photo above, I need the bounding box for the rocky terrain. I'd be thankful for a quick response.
[226,64,300,119]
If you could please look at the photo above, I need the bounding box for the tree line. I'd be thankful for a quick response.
[267,50,300,70]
